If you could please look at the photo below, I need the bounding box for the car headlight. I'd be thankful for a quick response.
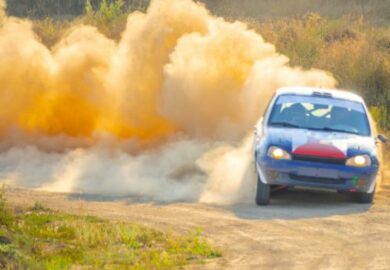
[346,155,371,167]
[267,146,291,160]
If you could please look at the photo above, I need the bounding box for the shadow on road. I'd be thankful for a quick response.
[227,188,371,220]
[66,187,372,221]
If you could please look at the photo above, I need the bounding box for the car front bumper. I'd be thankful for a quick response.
[256,156,379,193]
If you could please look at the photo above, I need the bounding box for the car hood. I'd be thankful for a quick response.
[265,127,376,158]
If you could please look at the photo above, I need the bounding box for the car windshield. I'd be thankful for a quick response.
[268,94,371,136]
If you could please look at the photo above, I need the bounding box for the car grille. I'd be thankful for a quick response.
[289,174,347,185]
[292,154,346,165]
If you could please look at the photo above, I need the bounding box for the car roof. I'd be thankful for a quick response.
[276,86,364,103]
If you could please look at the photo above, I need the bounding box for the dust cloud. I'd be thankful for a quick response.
[0,0,336,204]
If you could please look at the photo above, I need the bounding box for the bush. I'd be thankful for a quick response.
[33,17,72,48]
[252,14,390,130]
[16,5,390,131]
[84,0,130,39]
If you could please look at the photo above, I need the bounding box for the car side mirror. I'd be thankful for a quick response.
[377,134,388,143]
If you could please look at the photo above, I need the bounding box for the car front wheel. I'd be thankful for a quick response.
[354,185,376,204]
[255,173,271,205]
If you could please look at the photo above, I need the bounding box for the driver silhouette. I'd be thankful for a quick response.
[285,103,306,125]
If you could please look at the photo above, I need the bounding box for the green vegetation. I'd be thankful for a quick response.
[6,0,149,18]
[31,0,144,41]
[0,191,221,269]
[250,14,390,130]
[6,0,390,130]
[33,17,71,47]
[85,0,128,38]
[6,0,390,24]
[0,189,13,229]
[206,0,390,26]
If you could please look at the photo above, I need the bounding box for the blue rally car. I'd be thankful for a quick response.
[254,87,387,205]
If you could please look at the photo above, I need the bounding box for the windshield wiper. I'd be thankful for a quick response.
[270,121,301,128]
[308,126,359,135]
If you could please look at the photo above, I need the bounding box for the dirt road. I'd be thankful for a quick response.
[4,170,390,269]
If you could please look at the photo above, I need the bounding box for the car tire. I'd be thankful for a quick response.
[255,174,271,206]
[354,185,376,204]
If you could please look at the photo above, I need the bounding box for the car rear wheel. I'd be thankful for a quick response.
[255,174,271,205]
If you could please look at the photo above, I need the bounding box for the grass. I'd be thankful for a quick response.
[0,191,221,269]
[248,14,390,130]
[26,1,390,131]
[7,1,390,25]
[6,0,390,131]
[0,189,13,229]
